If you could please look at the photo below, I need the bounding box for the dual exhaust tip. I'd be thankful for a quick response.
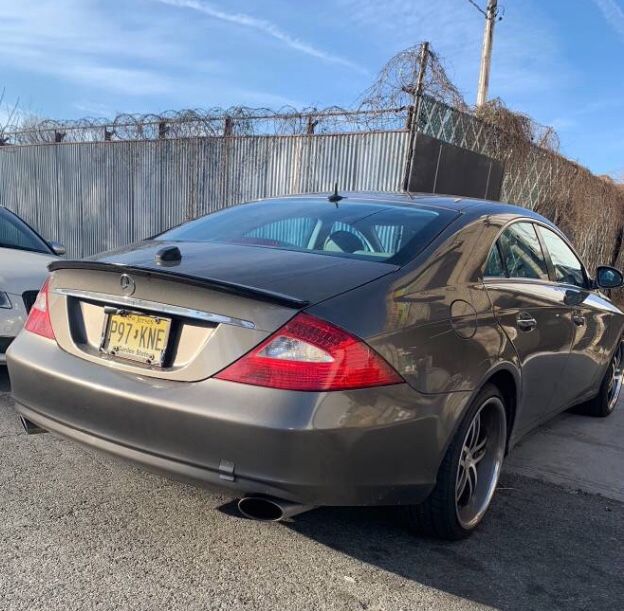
[237,496,312,522]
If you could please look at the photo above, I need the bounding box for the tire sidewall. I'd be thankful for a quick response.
[439,384,507,538]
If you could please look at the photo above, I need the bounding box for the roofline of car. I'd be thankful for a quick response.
[246,191,550,221]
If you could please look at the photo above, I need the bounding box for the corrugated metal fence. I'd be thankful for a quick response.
[0,130,408,257]
[4,95,619,273]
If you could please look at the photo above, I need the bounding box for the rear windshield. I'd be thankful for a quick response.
[157,198,458,265]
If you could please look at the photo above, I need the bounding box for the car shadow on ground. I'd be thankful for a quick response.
[223,474,623,610]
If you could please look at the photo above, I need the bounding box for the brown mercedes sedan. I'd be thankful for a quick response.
[7,193,624,539]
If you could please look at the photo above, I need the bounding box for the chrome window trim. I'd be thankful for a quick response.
[53,288,256,329]
[481,216,591,287]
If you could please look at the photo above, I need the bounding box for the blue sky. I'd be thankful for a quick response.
[0,0,623,177]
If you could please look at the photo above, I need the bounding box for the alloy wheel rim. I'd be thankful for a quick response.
[455,397,506,530]
[607,343,623,411]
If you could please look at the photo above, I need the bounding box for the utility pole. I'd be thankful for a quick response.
[476,0,498,106]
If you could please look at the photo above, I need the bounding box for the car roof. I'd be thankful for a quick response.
[258,191,550,224]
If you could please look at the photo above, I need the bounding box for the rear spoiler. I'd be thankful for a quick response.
[48,260,309,309]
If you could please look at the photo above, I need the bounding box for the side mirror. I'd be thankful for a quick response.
[595,266,624,289]
[49,241,66,256]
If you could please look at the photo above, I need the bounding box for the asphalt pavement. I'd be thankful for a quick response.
[506,400,624,502]
[0,367,622,611]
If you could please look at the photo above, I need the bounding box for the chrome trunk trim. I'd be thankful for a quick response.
[53,288,256,329]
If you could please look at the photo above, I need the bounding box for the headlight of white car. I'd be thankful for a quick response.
[0,291,12,309]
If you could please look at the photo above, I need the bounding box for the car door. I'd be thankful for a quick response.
[483,221,576,434]
[536,224,622,407]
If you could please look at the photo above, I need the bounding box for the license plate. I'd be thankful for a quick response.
[101,312,171,366]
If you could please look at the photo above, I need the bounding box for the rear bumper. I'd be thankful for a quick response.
[8,332,471,506]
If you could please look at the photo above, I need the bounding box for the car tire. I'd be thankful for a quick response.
[406,383,507,540]
[575,343,623,418]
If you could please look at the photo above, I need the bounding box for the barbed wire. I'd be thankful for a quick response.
[0,105,411,145]
[0,43,470,145]
[0,40,591,157]
[360,45,469,113]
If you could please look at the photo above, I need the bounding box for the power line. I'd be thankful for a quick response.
[465,0,488,17]
[465,0,503,21]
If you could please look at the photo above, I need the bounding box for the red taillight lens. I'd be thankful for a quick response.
[24,278,55,340]
[215,313,403,391]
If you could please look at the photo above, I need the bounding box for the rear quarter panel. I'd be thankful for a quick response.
[309,213,520,395]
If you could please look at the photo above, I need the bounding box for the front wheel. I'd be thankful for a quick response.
[407,384,507,540]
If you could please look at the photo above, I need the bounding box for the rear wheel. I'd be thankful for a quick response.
[407,384,507,540]
[576,342,623,418]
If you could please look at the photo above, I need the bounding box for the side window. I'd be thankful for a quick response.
[538,226,587,288]
[499,222,549,280]
[484,243,506,277]
[0,209,48,253]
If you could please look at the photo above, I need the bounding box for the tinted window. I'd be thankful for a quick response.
[374,224,406,253]
[0,208,50,254]
[158,199,458,264]
[245,217,317,248]
[484,243,506,277]
[498,222,549,280]
[324,221,373,254]
[538,226,587,288]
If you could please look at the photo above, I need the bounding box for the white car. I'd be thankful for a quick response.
[0,207,64,363]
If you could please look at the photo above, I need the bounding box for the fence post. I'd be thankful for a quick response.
[402,41,429,191]
[220,118,233,209]
[188,140,199,221]
[223,117,233,137]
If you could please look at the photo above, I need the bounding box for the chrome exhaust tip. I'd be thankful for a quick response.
[237,496,313,522]
[19,416,47,435]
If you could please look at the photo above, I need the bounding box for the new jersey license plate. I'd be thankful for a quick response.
[102,312,171,366]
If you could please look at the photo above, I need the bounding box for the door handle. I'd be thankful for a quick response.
[573,313,586,326]
[516,313,537,331]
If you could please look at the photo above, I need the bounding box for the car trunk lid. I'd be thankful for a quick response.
[82,239,398,305]
[45,242,397,382]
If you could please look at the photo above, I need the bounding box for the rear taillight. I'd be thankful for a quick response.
[24,278,55,340]
[215,313,403,391]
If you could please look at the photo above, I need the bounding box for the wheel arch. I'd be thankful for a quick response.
[437,361,521,466]
[463,362,521,453]
[484,367,519,451]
